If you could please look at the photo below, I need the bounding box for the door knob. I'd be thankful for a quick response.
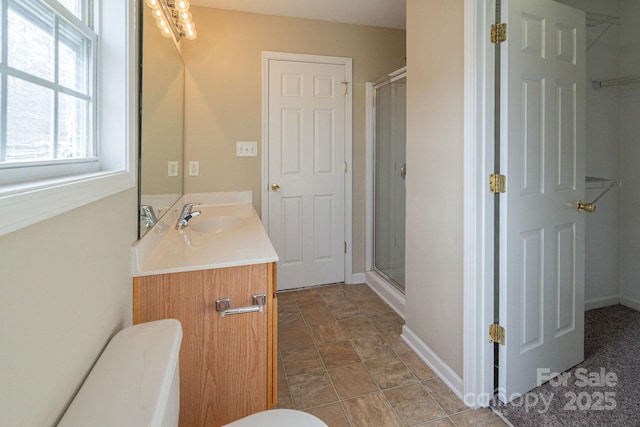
[577,200,596,213]
[271,183,280,192]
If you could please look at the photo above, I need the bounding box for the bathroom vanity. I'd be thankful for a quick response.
[132,192,279,427]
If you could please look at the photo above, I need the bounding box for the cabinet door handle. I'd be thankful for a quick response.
[216,294,267,318]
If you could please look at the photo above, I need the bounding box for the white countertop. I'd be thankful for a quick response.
[132,192,279,277]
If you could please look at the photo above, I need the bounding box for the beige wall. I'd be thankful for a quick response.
[405,0,464,377]
[182,8,406,274]
[0,189,137,426]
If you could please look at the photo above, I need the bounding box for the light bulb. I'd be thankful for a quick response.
[151,9,163,19]
[183,21,195,31]
[156,17,169,30]
[161,26,172,38]
[185,29,197,40]
[174,0,190,12]
[179,11,192,22]
[145,0,159,9]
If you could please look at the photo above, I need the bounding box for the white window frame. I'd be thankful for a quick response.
[1,0,98,182]
[0,0,137,236]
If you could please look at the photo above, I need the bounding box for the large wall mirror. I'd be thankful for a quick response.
[138,5,184,238]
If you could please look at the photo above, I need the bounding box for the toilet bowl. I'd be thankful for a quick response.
[57,319,325,426]
[224,409,327,426]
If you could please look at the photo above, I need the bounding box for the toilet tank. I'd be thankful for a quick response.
[58,319,183,427]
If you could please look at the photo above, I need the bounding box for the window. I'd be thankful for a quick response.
[1,0,96,183]
[0,0,137,236]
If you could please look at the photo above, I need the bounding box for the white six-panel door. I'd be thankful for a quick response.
[266,58,348,290]
[499,0,586,401]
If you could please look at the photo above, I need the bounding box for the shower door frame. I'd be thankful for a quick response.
[365,67,407,317]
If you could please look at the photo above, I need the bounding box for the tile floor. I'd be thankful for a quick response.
[275,283,508,427]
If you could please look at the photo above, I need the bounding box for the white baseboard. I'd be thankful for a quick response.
[347,273,365,284]
[585,295,619,311]
[620,295,640,312]
[584,294,640,313]
[365,271,405,319]
[401,325,465,401]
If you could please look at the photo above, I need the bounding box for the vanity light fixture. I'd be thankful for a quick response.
[145,0,198,41]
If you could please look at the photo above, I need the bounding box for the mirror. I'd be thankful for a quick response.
[138,5,184,237]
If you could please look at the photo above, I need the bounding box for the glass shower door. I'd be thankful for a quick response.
[374,74,406,291]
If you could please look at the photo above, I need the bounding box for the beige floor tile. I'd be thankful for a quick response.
[365,356,417,389]
[415,418,455,426]
[317,340,361,368]
[327,300,362,320]
[278,292,298,313]
[422,378,468,415]
[294,292,325,309]
[278,352,286,377]
[350,334,396,361]
[281,348,325,377]
[382,331,415,355]
[357,297,393,316]
[338,315,379,338]
[316,287,348,305]
[327,363,379,399]
[341,284,377,301]
[288,372,338,410]
[385,383,448,425]
[449,408,508,426]
[275,394,294,409]
[277,377,291,401]
[369,311,405,332]
[301,306,334,326]
[278,326,315,352]
[278,311,306,329]
[276,291,298,306]
[310,321,347,344]
[342,392,402,427]
[304,403,351,427]
[276,285,485,427]
[399,350,437,380]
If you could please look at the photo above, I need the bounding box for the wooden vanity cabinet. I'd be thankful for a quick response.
[133,262,277,427]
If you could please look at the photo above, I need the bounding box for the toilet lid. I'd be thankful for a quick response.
[223,409,328,427]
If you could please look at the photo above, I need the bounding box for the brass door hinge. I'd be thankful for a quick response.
[489,323,506,345]
[491,23,507,44]
[490,174,506,193]
[344,162,348,174]
[344,241,347,253]
[342,81,349,95]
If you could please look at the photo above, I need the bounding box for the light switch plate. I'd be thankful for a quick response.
[236,141,258,157]
[188,161,199,176]
[168,161,179,177]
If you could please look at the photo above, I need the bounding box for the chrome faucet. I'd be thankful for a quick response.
[140,205,158,228]
[175,203,201,230]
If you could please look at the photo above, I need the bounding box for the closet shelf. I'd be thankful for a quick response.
[594,74,640,89]
[586,176,617,189]
[585,176,618,206]
[586,12,621,27]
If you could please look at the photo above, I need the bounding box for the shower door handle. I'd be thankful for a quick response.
[400,164,406,180]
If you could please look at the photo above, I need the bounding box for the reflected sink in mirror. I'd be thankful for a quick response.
[189,216,248,233]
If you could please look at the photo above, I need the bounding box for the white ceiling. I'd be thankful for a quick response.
[188,0,406,30]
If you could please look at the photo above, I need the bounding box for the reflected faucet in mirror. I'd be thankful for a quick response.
[140,205,158,229]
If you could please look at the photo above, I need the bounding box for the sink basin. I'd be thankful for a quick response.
[189,216,248,233]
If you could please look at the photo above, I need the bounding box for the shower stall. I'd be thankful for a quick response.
[366,67,407,315]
